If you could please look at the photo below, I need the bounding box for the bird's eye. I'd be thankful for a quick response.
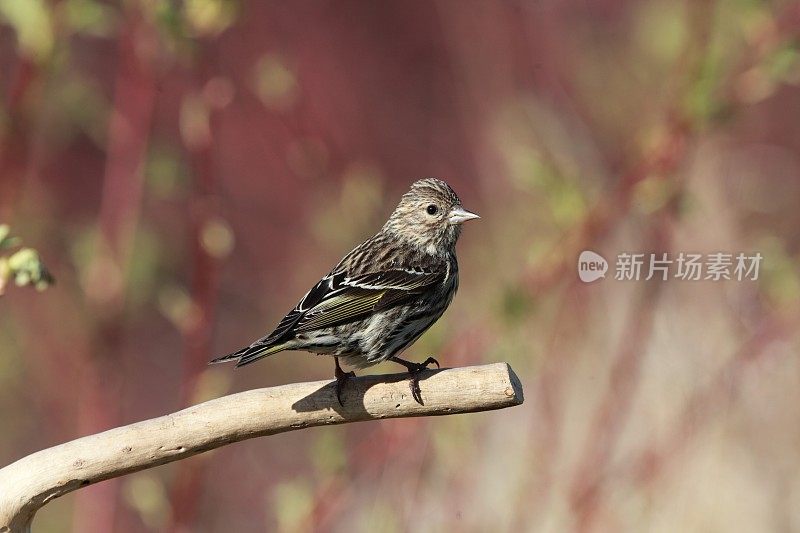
[426,204,438,215]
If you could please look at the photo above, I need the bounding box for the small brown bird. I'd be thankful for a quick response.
[211,178,479,404]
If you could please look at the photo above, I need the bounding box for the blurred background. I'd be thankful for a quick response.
[2,0,800,531]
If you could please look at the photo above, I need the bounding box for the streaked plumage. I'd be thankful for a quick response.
[211,178,479,404]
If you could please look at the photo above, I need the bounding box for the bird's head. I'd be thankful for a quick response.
[383,178,479,255]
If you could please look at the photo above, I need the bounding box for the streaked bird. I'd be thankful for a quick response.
[211,178,479,404]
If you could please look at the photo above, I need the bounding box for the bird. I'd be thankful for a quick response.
[210,178,479,405]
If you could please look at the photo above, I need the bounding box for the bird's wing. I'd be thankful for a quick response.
[255,270,348,344]
[292,267,445,332]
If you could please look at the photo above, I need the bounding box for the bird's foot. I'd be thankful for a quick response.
[334,364,356,406]
[405,357,440,405]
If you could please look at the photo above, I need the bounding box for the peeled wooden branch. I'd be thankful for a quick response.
[0,362,523,532]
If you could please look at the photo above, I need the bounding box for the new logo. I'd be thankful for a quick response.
[578,250,608,283]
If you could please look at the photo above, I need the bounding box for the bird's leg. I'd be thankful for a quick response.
[388,356,440,405]
[334,357,355,406]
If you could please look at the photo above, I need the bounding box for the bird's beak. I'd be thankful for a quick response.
[448,206,480,225]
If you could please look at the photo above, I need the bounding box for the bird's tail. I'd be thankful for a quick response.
[209,341,289,368]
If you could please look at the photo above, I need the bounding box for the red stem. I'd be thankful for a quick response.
[71,13,157,533]
[167,61,224,531]
[0,58,36,220]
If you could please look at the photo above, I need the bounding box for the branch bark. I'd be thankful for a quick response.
[0,362,523,532]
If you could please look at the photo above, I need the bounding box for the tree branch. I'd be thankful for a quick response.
[0,362,523,532]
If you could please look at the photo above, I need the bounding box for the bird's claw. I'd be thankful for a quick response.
[407,357,440,405]
[334,366,355,406]
[421,356,440,369]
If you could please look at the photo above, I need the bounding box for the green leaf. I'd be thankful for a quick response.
[0,224,20,249]
[0,0,54,61]
[7,247,54,290]
[62,0,117,37]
